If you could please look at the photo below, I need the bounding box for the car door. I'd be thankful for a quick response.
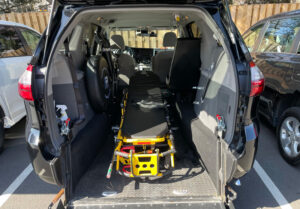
[0,25,32,123]
[289,28,300,93]
[253,17,300,94]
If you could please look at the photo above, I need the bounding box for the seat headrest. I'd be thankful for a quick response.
[163,32,177,47]
[111,35,125,51]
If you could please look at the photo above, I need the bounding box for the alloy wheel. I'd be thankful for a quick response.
[280,116,300,158]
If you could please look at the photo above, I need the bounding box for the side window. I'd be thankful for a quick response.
[19,28,40,53]
[0,26,26,58]
[243,24,263,52]
[258,17,300,53]
[189,22,201,38]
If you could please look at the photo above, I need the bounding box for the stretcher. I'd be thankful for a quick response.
[107,71,176,178]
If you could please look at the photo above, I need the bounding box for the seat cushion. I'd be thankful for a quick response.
[130,71,161,87]
[122,105,168,139]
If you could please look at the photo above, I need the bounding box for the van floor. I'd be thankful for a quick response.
[71,127,219,206]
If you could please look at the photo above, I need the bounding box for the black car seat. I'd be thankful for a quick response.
[167,38,201,92]
[111,35,136,88]
[152,32,177,84]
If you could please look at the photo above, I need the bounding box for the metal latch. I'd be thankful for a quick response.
[192,86,204,90]
[56,105,71,136]
[193,97,204,105]
[216,114,226,139]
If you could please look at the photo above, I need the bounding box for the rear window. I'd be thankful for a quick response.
[109,29,178,49]
[258,17,300,53]
[19,28,40,53]
[243,24,263,52]
[0,25,26,58]
[189,22,201,38]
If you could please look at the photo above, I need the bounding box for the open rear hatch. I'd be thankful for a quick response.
[27,1,249,209]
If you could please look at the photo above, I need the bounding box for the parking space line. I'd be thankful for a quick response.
[254,160,293,209]
[0,164,33,207]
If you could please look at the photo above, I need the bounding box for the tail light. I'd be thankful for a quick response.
[249,61,264,97]
[18,64,34,101]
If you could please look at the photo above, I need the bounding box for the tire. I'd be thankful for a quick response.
[277,107,300,165]
[86,55,112,113]
[0,112,4,153]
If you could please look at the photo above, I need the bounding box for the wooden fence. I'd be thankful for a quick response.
[0,3,300,34]
[230,3,300,33]
[0,12,49,33]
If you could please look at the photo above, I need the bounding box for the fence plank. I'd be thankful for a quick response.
[37,12,47,33]
[230,5,237,23]
[273,4,281,15]
[258,4,267,21]
[7,13,16,22]
[15,13,25,25]
[289,3,298,11]
[265,4,274,18]
[30,13,41,32]
[281,3,289,13]
[251,4,260,26]
[23,12,33,29]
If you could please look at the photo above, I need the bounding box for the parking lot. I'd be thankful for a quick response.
[0,118,299,209]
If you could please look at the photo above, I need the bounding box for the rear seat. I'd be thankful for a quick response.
[152,32,177,84]
[111,35,136,88]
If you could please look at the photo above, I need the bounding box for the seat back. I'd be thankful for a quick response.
[111,35,136,87]
[167,38,201,91]
[152,32,177,83]
[117,53,136,86]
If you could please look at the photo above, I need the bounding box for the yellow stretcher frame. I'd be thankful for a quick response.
[112,91,175,178]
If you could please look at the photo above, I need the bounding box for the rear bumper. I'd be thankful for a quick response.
[67,197,228,209]
[234,123,258,178]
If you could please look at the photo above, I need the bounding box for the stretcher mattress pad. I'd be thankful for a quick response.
[121,71,168,139]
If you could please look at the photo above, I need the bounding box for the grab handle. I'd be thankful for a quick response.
[115,151,130,158]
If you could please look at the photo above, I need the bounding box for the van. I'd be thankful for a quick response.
[20,1,263,208]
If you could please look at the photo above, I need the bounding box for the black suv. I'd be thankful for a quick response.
[19,1,263,208]
[243,10,300,165]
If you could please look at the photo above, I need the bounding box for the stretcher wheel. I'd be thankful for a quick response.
[164,155,171,169]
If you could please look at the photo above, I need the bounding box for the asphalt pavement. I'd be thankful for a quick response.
[0,118,299,209]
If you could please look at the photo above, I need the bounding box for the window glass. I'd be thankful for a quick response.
[190,22,201,38]
[243,24,263,52]
[0,26,26,58]
[20,28,40,53]
[258,17,300,53]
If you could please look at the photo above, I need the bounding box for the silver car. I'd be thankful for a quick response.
[0,20,40,152]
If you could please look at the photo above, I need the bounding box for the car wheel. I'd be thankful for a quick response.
[0,114,4,153]
[277,107,300,165]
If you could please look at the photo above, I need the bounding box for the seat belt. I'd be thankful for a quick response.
[63,39,85,126]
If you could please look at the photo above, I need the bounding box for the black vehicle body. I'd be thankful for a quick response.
[22,0,260,208]
[243,10,300,164]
